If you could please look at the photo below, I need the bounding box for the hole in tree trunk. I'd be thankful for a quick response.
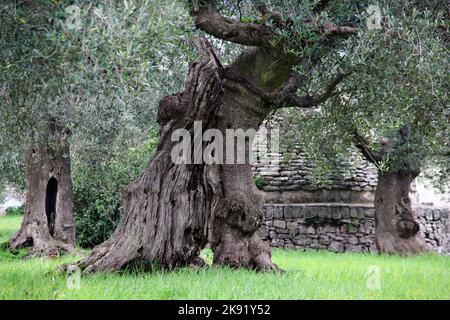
[45,177,58,237]
[23,237,34,248]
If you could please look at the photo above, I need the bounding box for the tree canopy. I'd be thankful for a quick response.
[0,0,191,189]
[276,0,448,186]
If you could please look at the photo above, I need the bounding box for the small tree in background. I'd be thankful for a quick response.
[0,0,190,256]
[286,2,449,255]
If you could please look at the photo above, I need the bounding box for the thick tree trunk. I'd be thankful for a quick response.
[71,38,291,273]
[72,39,224,273]
[209,77,278,270]
[10,142,75,257]
[374,170,427,255]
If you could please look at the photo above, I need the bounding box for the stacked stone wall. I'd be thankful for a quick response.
[260,204,450,254]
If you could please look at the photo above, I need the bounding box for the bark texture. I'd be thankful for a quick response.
[374,170,427,255]
[10,141,75,257]
[352,126,428,255]
[72,39,224,273]
[65,0,356,274]
[71,37,299,273]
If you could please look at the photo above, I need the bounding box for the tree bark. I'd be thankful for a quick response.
[71,39,224,273]
[70,37,297,273]
[374,170,427,255]
[351,126,428,255]
[10,141,75,257]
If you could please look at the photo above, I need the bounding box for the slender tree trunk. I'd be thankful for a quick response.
[10,141,75,257]
[71,38,293,273]
[374,170,427,255]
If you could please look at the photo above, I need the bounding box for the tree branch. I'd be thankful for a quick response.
[188,0,357,48]
[189,0,275,47]
[277,70,352,108]
[350,127,386,165]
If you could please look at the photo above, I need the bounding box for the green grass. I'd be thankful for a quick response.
[1,215,449,300]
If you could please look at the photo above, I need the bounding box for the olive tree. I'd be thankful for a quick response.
[69,0,379,273]
[285,1,449,254]
[0,0,190,256]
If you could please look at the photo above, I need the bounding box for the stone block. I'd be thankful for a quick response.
[287,221,298,229]
[329,241,344,253]
[433,209,441,220]
[273,219,286,229]
[264,205,276,218]
[357,207,366,219]
[276,228,289,234]
[319,235,330,245]
[291,207,306,219]
[332,209,342,219]
[341,207,351,218]
[425,209,433,220]
[273,207,284,219]
[271,239,284,247]
[348,236,359,245]
[345,244,361,253]
[293,238,308,246]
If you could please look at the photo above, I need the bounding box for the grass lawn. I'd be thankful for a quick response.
[0,214,449,300]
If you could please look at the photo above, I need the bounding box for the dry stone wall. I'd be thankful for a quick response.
[252,118,449,254]
[260,204,450,254]
[251,120,378,194]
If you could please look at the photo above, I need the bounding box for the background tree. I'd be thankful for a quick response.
[283,1,449,254]
[0,0,190,255]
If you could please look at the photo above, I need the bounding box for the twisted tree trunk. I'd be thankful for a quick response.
[73,40,223,272]
[71,38,294,273]
[66,0,356,274]
[10,140,75,257]
[374,170,427,255]
[351,126,428,255]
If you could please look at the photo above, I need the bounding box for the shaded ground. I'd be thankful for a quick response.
[1,215,449,299]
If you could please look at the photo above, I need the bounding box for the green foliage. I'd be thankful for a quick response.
[253,175,269,189]
[0,1,190,246]
[0,0,190,186]
[282,1,448,182]
[5,206,24,216]
[282,153,293,164]
[240,15,261,24]
[74,129,158,248]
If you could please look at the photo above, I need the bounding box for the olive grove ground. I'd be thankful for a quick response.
[1,215,449,299]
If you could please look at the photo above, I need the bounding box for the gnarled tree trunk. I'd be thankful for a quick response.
[374,170,427,255]
[67,0,356,274]
[351,125,428,255]
[71,38,294,273]
[10,140,75,257]
[72,39,223,272]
